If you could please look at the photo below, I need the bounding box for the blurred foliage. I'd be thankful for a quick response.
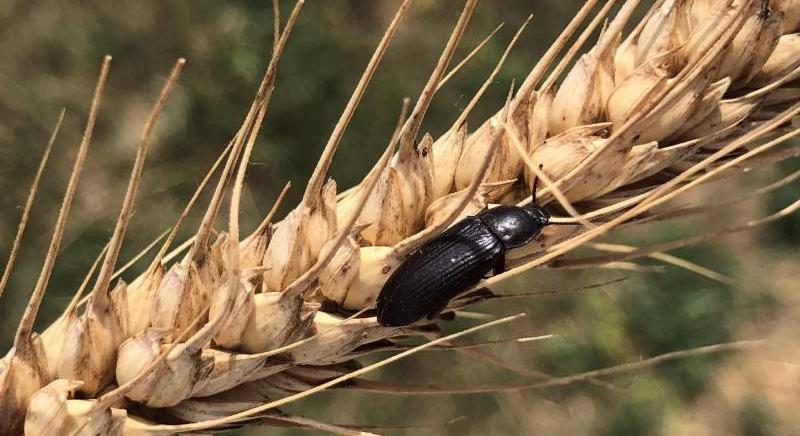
[737,396,778,436]
[765,160,800,247]
[0,1,798,435]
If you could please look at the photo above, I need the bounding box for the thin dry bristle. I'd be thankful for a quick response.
[249,181,292,238]
[141,314,526,432]
[398,0,477,157]
[0,109,64,301]
[586,242,733,284]
[451,15,531,130]
[487,104,800,288]
[436,22,504,92]
[540,0,618,92]
[272,0,281,55]
[90,58,185,302]
[65,244,109,316]
[517,0,599,98]
[301,0,413,207]
[13,56,111,353]
[559,198,800,270]
[342,340,762,395]
[190,0,304,261]
[150,141,233,271]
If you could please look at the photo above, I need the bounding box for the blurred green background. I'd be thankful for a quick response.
[1,1,799,435]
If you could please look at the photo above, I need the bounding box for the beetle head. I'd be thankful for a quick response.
[526,169,550,226]
[481,205,548,249]
[525,202,550,227]
[480,171,552,249]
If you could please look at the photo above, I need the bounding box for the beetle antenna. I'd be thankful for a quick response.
[530,163,543,206]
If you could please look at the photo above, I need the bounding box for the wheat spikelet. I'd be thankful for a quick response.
[2,0,800,433]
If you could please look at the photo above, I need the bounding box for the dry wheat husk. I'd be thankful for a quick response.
[3,0,800,434]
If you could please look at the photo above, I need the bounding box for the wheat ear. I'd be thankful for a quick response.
[3,0,800,434]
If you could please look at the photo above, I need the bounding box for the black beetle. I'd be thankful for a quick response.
[376,187,551,327]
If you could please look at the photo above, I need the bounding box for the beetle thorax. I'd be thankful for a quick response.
[478,205,548,249]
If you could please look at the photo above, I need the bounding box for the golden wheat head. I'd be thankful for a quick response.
[2,0,800,434]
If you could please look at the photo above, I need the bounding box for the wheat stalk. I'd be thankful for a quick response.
[2,0,800,434]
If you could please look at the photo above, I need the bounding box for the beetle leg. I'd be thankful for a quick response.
[426,302,452,321]
[493,251,507,276]
[427,307,453,321]
[484,253,506,278]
